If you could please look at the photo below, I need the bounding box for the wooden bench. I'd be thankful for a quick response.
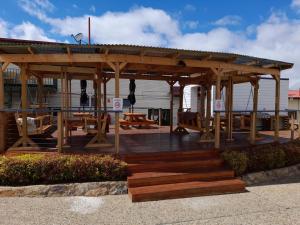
[177,112,204,132]
[15,113,53,136]
[120,119,156,127]
[120,112,156,128]
[84,113,109,135]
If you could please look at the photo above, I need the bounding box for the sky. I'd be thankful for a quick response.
[1,0,300,88]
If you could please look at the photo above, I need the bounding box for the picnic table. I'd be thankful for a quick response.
[120,112,156,128]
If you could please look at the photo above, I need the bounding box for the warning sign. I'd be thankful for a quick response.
[113,98,123,111]
[214,99,224,112]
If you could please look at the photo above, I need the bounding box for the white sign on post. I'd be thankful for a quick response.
[113,98,123,111]
[214,99,224,112]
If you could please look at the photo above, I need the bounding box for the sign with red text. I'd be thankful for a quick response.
[113,98,123,111]
[214,99,224,112]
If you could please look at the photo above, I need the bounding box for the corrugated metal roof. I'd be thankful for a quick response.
[288,90,300,98]
[0,38,293,70]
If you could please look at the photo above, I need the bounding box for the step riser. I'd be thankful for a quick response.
[129,184,245,202]
[128,171,235,188]
[124,151,219,163]
[123,151,219,162]
[128,160,224,173]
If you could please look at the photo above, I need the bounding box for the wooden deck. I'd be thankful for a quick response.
[3,125,297,156]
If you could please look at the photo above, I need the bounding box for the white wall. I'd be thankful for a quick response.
[232,78,289,114]
[189,78,289,115]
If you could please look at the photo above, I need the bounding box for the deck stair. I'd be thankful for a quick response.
[124,150,246,202]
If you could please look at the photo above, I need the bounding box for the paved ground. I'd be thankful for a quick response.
[0,179,299,225]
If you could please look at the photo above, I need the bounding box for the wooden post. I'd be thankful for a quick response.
[227,76,234,141]
[97,73,102,142]
[274,74,280,141]
[21,66,28,146]
[37,76,43,108]
[0,64,5,152]
[63,74,69,140]
[215,73,222,149]
[69,79,72,113]
[250,80,259,144]
[200,86,206,119]
[205,84,212,134]
[291,111,295,140]
[179,84,184,112]
[115,63,120,154]
[60,72,65,146]
[0,64,4,108]
[93,80,97,115]
[57,111,63,153]
[169,81,175,133]
[159,108,162,126]
[103,76,108,112]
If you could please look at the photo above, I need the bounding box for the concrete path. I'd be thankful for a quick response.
[0,180,299,225]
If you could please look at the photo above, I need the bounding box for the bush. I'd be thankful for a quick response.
[281,142,300,166]
[0,154,128,186]
[246,145,286,172]
[222,151,248,176]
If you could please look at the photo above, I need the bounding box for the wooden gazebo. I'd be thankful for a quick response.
[0,38,294,153]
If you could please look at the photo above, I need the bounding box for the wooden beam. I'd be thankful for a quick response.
[0,53,281,75]
[1,62,10,72]
[27,47,34,55]
[29,64,96,74]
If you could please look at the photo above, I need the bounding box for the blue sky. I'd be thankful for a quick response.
[1,0,300,86]
[1,0,297,42]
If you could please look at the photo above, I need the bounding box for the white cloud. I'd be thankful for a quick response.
[18,0,54,22]
[0,18,55,42]
[46,7,180,46]
[184,20,199,29]
[291,0,300,9]
[16,2,300,87]
[184,4,196,12]
[10,22,56,42]
[0,19,8,37]
[214,15,242,26]
[90,5,96,13]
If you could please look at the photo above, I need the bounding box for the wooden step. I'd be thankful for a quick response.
[128,170,235,188]
[123,149,218,163]
[128,158,224,173]
[128,179,246,202]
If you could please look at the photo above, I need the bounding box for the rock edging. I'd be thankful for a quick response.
[0,181,128,197]
[241,163,300,186]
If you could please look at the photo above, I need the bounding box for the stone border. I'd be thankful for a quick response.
[242,164,300,186]
[0,181,128,197]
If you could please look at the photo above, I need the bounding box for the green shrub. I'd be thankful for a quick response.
[246,144,286,172]
[281,142,300,166]
[222,151,248,176]
[0,154,128,186]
